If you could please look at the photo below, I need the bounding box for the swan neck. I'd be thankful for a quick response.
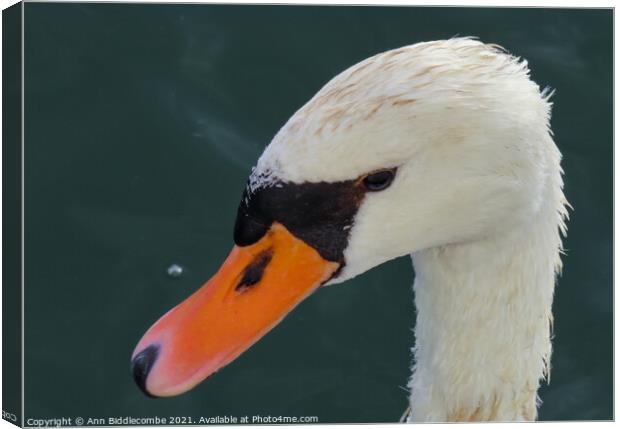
[408,218,561,422]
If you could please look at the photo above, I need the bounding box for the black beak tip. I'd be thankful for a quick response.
[131,344,160,398]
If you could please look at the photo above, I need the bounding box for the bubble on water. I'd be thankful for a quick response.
[166,264,184,278]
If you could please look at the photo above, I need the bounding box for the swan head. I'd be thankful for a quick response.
[251,37,555,283]
[131,38,558,397]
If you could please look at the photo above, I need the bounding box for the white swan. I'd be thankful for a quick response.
[131,38,569,422]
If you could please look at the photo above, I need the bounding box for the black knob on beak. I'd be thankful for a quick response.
[131,344,160,398]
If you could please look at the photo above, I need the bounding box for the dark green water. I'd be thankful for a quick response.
[23,4,612,423]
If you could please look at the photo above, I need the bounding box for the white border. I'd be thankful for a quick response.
[8,0,619,5]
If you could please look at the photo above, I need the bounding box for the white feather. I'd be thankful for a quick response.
[251,38,568,422]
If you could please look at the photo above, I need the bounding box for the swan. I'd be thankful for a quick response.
[131,37,569,422]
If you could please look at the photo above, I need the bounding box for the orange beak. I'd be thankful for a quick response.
[131,222,340,397]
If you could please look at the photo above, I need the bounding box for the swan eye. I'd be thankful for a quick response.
[362,169,396,192]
